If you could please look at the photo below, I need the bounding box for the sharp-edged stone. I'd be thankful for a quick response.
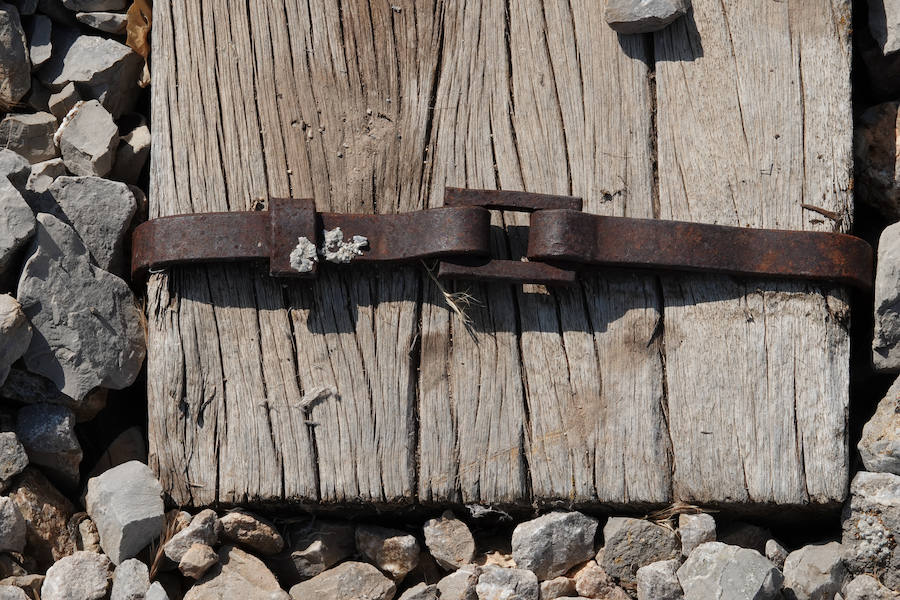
[842,472,900,591]
[219,509,284,556]
[601,518,680,588]
[25,14,50,69]
[676,542,784,600]
[289,561,394,600]
[15,403,81,488]
[0,2,30,105]
[782,541,849,600]
[859,375,900,474]
[0,496,26,553]
[636,559,683,600]
[110,558,149,600]
[76,10,127,34]
[56,100,118,177]
[0,295,31,387]
[164,509,220,564]
[183,545,290,600]
[0,431,28,491]
[678,513,716,557]
[423,510,476,571]
[356,524,421,580]
[0,112,57,163]
[511,511,598,581]
[475,565,539,600]
[47,82,79,120]
[6,468,75,570]
[40,551,110,600]
[605,0,690,34]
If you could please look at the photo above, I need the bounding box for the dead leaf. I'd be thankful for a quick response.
[126,0,152,86]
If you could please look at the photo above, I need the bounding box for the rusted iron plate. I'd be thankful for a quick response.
[527,209,874,291]
[269,198,317,277]
[444,187,583,212]
[437,258,577,286]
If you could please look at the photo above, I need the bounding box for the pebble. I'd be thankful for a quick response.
[219,510,284,556]
[76,11,127,34]
[476,564,539,600]
[356,524,421,580]
[288,520,357,578]
[164,509,220,564]
[676,542,783,600]
[841,471,900,591]
[47,175,136,272]
[423,510,476,570]
[678,513,716,557]
[25,13,50,69]
[0,2,31,105]
[37,29,141,118]
[110,119,150,184]
[289,561,395,600]
[179,543,218,579]
[110,558,149,600]
[15,403,82,488]
[6,468,75,570]
[0,149,30,189]
[855,103,900,220]
[782,542,849,600]
[0,295,31,387]
[859,375,900,474]
[48,82,80,120]
[601,518,680,588]
[0,496,26,553]
[540,576,577,600]
[41,551,111,600]
[436,565,480,600]
[0,178,35,276]
[843,574,899,599]
[511,511,598,580]
[0,112,57,163]
[764,539,789,570]
[399,582,439,600]
[636,559,683,600]
[605,0,690,34]
[57,100,119,177]
[16,213,145,401]
[868,0,900,56]
[85,461,164,565]
[0,431,28,491]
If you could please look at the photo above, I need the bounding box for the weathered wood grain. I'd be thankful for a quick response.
[147,0,852,508]
[654,0,853,504]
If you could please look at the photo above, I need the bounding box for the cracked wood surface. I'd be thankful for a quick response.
[147,0,852,507]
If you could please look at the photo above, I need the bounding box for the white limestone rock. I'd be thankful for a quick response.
[41,551,111,600]
[636,559,683,600]
[511,511,599,580]
[145,582,170,600]
[16,213,145,401]
[678,513,716,557]
[423,510,476,571]
[85,461,164,565]
[676,542,783,600]
[782,542,848,600]
[164,509,220,564]
[110,558,150,600]
[475,565,539,600]
[179,543,218,580]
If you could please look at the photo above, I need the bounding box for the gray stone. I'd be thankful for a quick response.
[48,82,80,121]
[602,518,680,588]
[356,524,421,580]
[540,577,577,600]
[875,225,900,372]
[25,158,65,198]
[15,403,81,487]
[399,582,439,600]
[41,551,111,600]
[782,542,848,600]
[511,511,598,581]
[146,582,170,600]
[605,0,690,34]
[844,575,900,599]
[718,522,772,555]
[571,561,619,598]
[0,368,107,421]
[0,179,35,275]
[219,510,284,556]
[869,0,900,56]
[85,460,164,565]
[437,566,479,600]
[17,213,145,401]
[0,295,31,387]
[0,496,25,553]
[22,76,49,112]
[76,11,127,34]
[110,558,149,600]
[6,467,75,570]
[179,543,218,579]
[26,14,50,69]
[164,509,219,564]
[679,513,716,557]
[842,472,900,591]
[289,561,394,600]
[57,100,118,177]
[676,542,783,600]
[288,519,356,578]
[423,510,476,571]
[603,517,630,544]
[0,149,30,189]
[110,120,150,184]
[855,103,900,221]
[48,176,136,272]
[637,559,683,600]
[0,575,42,599]
[75,515,101,552]
[37,29,142,118]
[0,3,30,106]
[765,539,789,570]
[859,376,900,474]
[0,587,28,600]
[475,565,538,600]
[0,113,57,163]
[0,431,28,491]
[62,0,126,10]
[87,426,146,479]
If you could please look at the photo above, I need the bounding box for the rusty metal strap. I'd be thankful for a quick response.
[131,189,874,291]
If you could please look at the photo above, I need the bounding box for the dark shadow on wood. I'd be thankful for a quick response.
[651,10,704,63]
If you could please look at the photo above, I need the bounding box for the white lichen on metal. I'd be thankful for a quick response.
[320,227,368,264]
[290,236,318,273]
